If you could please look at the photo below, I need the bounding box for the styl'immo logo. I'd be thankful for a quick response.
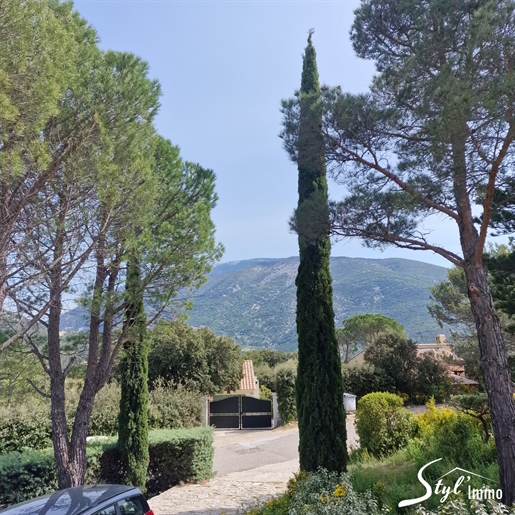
[399,458,502,508]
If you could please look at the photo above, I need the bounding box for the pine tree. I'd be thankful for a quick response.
[118,259,150,490]
[293,31,347,472]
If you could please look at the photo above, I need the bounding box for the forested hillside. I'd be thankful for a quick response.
[185,256,448,350]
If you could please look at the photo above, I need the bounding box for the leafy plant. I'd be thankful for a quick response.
[355,392,416,457]
[286,468,389,514]
[275,362,297,424]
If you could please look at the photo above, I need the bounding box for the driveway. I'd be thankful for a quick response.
[149,415,358,515]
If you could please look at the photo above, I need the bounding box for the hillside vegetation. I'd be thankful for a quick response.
[185,256,448,350]
[59,256,448,350]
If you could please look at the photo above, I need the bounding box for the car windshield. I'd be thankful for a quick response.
[0,486,135,515]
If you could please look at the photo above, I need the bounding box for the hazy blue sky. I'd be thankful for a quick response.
[73,0,465,268]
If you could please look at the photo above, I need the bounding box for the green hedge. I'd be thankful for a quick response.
[0,382,204,454]
[0,404,52,454]
[0,448,57,505]
[0,427,213,506]
[145,428,213,495]
[275,364,297,423]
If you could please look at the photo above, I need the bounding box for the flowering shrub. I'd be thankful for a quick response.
[242,469,390,515]
[408,398,496,470]
[286,468,389,515]
[415,397,458,438]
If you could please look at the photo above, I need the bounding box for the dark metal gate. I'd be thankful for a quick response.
[209,396,272,429]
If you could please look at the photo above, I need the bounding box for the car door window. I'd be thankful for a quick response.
[92,504,117,515]
[117,496,146,515]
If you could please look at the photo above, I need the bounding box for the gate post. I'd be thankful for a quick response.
[272,393,279,428]
[204,396,210,425]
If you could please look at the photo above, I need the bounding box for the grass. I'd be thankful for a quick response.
[349,450,424,513]
[241,401,504,514]
[240,445,502,515]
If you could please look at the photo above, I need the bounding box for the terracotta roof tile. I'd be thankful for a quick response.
[240,360,255,391]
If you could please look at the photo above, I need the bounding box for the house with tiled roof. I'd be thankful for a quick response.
[226,359,260,399]
[347,334,479,389]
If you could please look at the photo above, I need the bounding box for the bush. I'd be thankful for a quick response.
[275,362,296,423]
[0,403,52,454]
[260,385,273,401]
[148,380,203,429]
[286,468,389,514]
[0,426,214,505]
[242,469,391,515]
[412,355,451,404]
[254,363,276,392]
[145,427,213,495]
[0,380,204,456]
[0,448,57,506]
[147,321,242,395]
[414,496,515,514]
[89,381,121,436]
[410,398,496,470]
[355,392,416,457]
[341,364,389,400]
[243,494,289,515]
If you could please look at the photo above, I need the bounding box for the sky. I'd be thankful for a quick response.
[72,0,467,269]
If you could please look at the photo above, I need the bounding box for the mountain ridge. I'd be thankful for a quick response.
[60,256,449,350]
[185,256,448,350]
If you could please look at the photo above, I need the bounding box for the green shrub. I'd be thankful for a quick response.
[0,380,205,456]
[0,403,52,454]
[0,427,214,505]
[254,363,276,392]
[148,380,203,429]
[242,469,392,515]
[243,494,289,515]
[145,427,213,495]
[341,364,389,400]
[410,399,496,471]
[260,385,273,401]
[412,355,451,404]
[355,392,416,457]
[89,382,121,436]
[286,468,390,514]
[0,448,57,505]
[275,362,297,423]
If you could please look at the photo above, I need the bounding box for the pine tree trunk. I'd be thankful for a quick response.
[52,381,96,488]
[0,186,11,311]
[0,252,7,311]
[48,222,95,488]
[450,124,515,504]
[464,263,515,505]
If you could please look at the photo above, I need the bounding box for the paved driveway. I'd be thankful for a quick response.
[149,415,358,515]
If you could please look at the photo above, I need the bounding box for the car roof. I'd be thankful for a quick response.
[0,484,139,515]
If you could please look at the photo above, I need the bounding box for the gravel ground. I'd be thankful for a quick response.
[149,415,358,515]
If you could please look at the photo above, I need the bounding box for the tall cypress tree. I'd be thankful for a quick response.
[294,31,347,472]
[118,258,150,490]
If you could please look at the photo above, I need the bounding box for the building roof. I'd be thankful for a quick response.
[240,360,256,391]
[450,375,479,385]
[448,365,465,374]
